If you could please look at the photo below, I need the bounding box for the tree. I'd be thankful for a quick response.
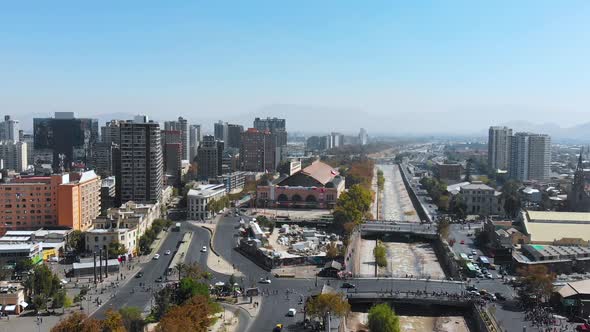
[437,219,451,240]
[368,303,401,332]
[502,180,522,217]
[52,289,67,309]
[325,242,340,259]
[153,286,175,320]
[157,295,216,332]
[108,242,127,257]
[14,258,34,273]
[102,309,126,332]
[306,293,350,325]
[177,277,209,304]
[333,184,372,233]
[24,264,61,312]
[373,242,387,267]
[119,307,145,332]
[449,193,467,218]
[516,265,555,304]
[51,312,102,332]
[68,230,85,253]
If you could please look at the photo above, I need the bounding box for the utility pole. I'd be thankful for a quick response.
[104,250,108,278]
[99,249,103,283]
[93,252,97,285]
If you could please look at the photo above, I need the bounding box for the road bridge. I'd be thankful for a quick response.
[360,221,437,238]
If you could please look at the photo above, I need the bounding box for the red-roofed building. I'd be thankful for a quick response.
[256,161,345,209]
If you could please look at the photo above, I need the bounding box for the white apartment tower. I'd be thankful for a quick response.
[488,126,512,171]
[509,132,551,181]
[0,141,28,171]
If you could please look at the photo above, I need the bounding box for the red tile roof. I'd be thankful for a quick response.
[301,161,339,185]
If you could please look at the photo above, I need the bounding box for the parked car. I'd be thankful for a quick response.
[341,282,355,289]
[259,278,272,284]
[155,276,163,283]
[494,292,507,301]
[153,254,160,260]
[135,272,144,278]
[466,286,478,292]
[485,272,493,279]
[471,249,477,255]
[287,308,296,317]
[460,240,465,244]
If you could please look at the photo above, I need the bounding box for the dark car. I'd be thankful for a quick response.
[494,292,507,301]
[135,272,144,278]
[466,286,478,292]
[155,276,163,283]
[341,282,355,289]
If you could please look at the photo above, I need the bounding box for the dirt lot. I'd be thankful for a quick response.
[347,312,469,332]
[380,242,445,279]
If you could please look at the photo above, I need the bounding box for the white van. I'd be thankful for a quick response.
[287,308,296,317]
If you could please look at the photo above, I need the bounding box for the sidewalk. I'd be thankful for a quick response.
[190,219,244,277]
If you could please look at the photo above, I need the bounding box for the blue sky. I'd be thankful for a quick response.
[1,1,589,133]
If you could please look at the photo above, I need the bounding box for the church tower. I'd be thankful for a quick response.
[569,148,590,212]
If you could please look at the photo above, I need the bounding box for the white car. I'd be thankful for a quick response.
[471,249,477,255]
[485,272,493,279]
[201,246,207,253]
[165,250,171,255]
[287,308,296,317]
[259,278,272,284]
[153,254,160,260]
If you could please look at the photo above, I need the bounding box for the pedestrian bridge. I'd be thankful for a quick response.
[361,221,437,238]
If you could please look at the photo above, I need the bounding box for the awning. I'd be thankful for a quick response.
[4,305,16,311]
[19,301,28,308]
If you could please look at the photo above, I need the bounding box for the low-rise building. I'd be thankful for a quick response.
[91,201,160,254]
[434,163,463,183]
[460,181,504,216]
[0,229,70,261]
[214,171,246,194]
[85,228,137,255]
[256,161,345,209]
[521,187,542,203]
[0,282,27,314]
[518,210,590,244]
[0,242,43,266]
[187,184,226,220]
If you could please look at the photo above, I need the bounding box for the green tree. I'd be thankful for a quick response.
[333,184,372,233]
[368,303,401,332]
[502,180,522,217]
[102,309,126,332]
[373,242,387,267]
[14,258,34,273]
[449,193,467,218]
[108,242,127,257]
[177,278,209,304]
[52,289,67,309]
[68,230,85,253]
[119,307,145,332]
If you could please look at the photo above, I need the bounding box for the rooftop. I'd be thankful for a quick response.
[461,181,494,191]
[300,161,339,185]
[188,183,226,198]
[527,211,590,223]
[558,279,590,298]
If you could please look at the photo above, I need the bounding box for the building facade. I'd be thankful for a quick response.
[256,161,345,209]
[226,124,244,149]
[253,117,287,147]
[33,112,99,170]
[164,117,189,161]
[187,184,226,220]
[57,171,101,232]
[188,124,202,162]
[100,120,122,145]
[509,132,551,181]
[197,135,223,180]
[0,141,27,172]
[569,150,590,212]
[214,121,228,145]
[459,182,504,216]
[0,116,20,142]
[240,128,276,172]
[117,117,163,204]
[488,126,512,171]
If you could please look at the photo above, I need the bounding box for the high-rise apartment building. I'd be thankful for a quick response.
[214,121,228,144]
[57,171,101,232]
[21,134,35,166]
[100,120,122,145]
[0,116,20,142]
[253,117,287,147]
[189,124,202,162]
[0,141,28,172]
[117,116,163,204]
[488,126,513,171]
[239,128,276,172]
[509,132,551,181]
[164,117,189,161]
[33,112,99,170]
[90,142,117,177]
[226,124,244,149]
[197,135,224,180]
[359,128,368,146]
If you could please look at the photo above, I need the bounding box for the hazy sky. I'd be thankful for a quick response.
[1,1,589,133]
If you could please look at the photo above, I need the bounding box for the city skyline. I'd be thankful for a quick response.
[1,2,589,134]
